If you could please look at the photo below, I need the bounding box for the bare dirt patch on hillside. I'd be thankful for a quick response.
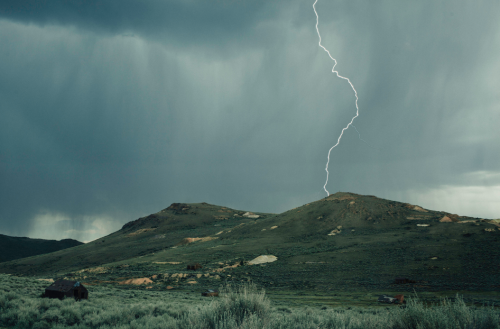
[77,267,109,274]
[175,236,218,246]
[127,228,156,237]
[118,277,154,285]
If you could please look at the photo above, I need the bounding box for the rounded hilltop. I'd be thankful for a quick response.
[1,192,498,292]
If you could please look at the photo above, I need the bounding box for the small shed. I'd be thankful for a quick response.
[202,289,219,297]
[378,295,397,304]
[187,263,203,271]
[394,294,405,304]
[43,280,88,300]
[378,294,404,304]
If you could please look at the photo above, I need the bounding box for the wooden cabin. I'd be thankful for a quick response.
[187,263,203,271]
[43,280,88,300]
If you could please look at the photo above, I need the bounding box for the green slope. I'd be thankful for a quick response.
[1,193,499,292]
[0,202,273,275]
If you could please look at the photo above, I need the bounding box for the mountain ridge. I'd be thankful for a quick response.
[1,192,499,292]
[0,234,83,263]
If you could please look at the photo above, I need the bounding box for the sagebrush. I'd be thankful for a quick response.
[0,274,498,329]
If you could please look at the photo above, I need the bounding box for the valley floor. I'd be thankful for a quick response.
[1,274,499,329]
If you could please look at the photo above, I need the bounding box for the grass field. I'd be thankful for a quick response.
[1,274,499,329]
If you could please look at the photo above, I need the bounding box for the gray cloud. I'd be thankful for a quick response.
[0,0,282,53]
[1,0,499,241]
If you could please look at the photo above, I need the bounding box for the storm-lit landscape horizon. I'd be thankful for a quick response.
[1,0,499,244]
[1,2,500,328]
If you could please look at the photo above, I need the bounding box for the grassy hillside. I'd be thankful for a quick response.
[0,202,273,276]
[0,234,82,263]
[1,192,499,293]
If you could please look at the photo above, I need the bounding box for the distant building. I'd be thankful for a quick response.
[378,295,397,303]
[377,294,404,304]
[187,263,203,271]
[43,280,88,300]
[394,294,405,304]
[202,289,219,297]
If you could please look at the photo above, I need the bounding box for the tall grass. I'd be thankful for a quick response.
[179,282,271,328]
[390,294,500,329]
[0,274,499,329]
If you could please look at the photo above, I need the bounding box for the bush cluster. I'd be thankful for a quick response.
[1,274,499,328]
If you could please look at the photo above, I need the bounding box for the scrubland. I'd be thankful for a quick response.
[1,274,499,329]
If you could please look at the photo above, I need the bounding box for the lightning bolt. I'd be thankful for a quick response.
[313,0,360,196]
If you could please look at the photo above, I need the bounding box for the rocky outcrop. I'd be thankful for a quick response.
[248,255,277,265]
[166,203,191,215]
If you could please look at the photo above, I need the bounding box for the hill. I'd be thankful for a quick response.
[0,234,83,263]
[0,192,499,293]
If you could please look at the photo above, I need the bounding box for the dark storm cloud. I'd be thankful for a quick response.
[1,0,499,241]
[0,25,179,240]
[0,0,281,48]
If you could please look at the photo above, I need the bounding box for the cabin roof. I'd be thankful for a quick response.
[45,280,84,292]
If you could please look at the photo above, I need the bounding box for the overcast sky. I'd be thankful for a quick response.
[1,0,499,243]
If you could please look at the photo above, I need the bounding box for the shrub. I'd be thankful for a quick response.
[1,274,499,329]
[180,282,271,329]
[389,294,500,329]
